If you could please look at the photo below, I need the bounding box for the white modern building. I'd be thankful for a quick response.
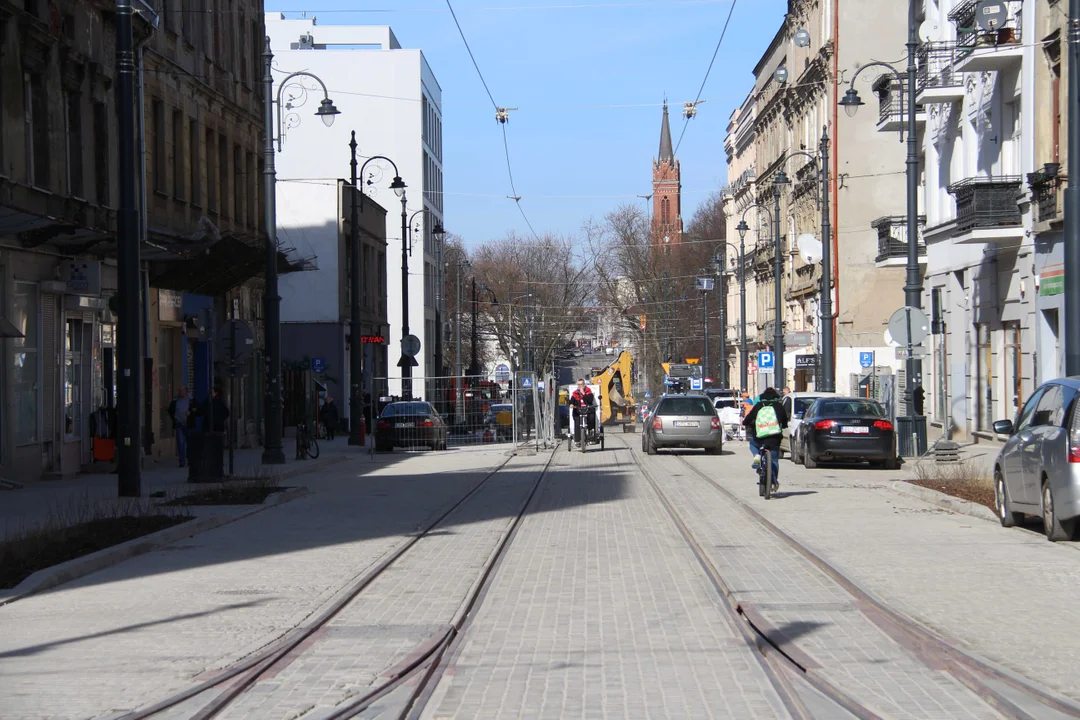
[266,15,445,401]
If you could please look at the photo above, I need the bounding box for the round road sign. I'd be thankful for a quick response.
[887,306,930,347]
[401,334,421,357]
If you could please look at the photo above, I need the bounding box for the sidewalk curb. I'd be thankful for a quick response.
[0,486,310,608]
[887,480,998,523]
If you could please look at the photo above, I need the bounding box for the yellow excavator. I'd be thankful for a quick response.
[589,351,636,432]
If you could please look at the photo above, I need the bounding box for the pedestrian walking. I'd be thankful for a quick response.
[322,394,340,440]
[167,386,193,467]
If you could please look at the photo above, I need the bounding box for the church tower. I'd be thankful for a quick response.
[651,101,683,246]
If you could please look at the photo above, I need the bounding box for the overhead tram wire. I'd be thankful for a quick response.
[672,0,739,156]
[444,0,543,241]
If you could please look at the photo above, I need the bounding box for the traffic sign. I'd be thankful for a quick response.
[887,306,930,347]
[859,351,875,369]
[758,351,775,369]
[644,391,652,399]
[521,377,532,389]
[896,346,929,359]
[311,357,326,374]
[494,363,511,382]
[639,314,647,331]
[214,320,254,376]
[690,377,703,391]
[401,334,422,357]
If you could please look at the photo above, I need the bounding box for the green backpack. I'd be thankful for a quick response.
[755,403,782,437]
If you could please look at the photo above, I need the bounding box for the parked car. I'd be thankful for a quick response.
[791,397,898,469]
[375,401,448,452]
[779,391,839,457]
[573,350,583,357]
[641,393,722,455]
[484,403,515,440]
[991,377,1080,541]
[605,347,615,356]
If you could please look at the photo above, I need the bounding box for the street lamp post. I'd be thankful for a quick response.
[840,7,926,453]
[262,39,340,465]
[357,156,409,398]
[1066,0,1080,375]
[709,252,731,389]
[736,202,777,392]
[348,132,363,446]
[455,259,470,423]
[773,170,790,390]
[406,209,445,400]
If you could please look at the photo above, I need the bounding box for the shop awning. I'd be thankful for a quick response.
[148,233,311,297]
[0,315,25,339]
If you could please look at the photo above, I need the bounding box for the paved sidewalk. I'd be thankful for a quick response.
[681,441,1080,705]
[0,445,515,720]
[0,436,363,534]
[420,441,794,719]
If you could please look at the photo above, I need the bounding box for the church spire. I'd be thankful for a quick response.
[658,100,674,164]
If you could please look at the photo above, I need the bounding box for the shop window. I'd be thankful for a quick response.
[65,319,83,439]
[159,328,176,439]
[976,324,992,431]
[12,283,40,445]
[1004,323,1022,421]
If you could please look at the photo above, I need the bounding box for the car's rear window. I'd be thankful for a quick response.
[794,397,820,415]
[815,399,886,417]
[381,402,431,417]
[658,397,715,416]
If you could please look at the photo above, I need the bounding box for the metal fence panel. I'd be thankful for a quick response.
[371,375,514,450]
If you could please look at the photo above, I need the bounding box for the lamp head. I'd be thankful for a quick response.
[390,176,406,198]
[839,87,864,117]
[432,221,446,240]
[316,98,340,126]
[774,169,790,186]
[735,219,749,241]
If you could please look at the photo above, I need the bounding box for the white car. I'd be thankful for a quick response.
[779,391,840,457]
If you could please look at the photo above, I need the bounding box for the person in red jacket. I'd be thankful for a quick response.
[569,379,597,436]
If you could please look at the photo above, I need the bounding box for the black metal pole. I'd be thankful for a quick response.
[400,194,412,400]
[773,189,785,390]
[819,127,835,392]
[1066,0,1080,375]
[116,0,141,496]
[664,269,670,362]
[702,289,710,378]
[261,38,285,465]
[349,132,364,444]
[718,271,728,388]
[904,0,925,451]
[740,239,748,391]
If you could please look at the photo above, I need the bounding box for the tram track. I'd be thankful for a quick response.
[648,441,1080,719]
[117,447,556,720]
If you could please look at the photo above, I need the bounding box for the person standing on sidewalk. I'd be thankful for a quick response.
[321,395,340,440]
[167,386,193,467]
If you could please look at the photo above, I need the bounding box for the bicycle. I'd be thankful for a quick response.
[296,421,320,460]
[757,447,775,500]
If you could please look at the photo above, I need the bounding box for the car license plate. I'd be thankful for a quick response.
[841,426,869,434]
[673,421,699,428]
[395,422,415,428]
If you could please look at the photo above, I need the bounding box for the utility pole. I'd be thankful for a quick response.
[455,260,465,423]
[348,132,363,445]
[1066,0,1080,375]
[116,0,141,496]
[470,277,478,376]
[398,192,413,400]
[739,234,748,392]
[663,269,671,362]
[718,272,727,388]
[702,286,710,378]
[773,178,786,390]
[261,38,285,465]
[903,0,926,449]
[819,127,835,392]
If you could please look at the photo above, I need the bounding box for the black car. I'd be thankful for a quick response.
[791,397,898,469]
[375,401,448,452]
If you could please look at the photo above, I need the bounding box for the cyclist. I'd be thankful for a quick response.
[742,387,789,488]
[569,379,597,441]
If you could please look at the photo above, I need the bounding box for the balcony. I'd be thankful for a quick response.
[874,75,926,133]
[947,176,1023,243]
[950,0,1024,73]
[1027,163,1065,227]
[916,42,965,104]
[872,215,927,267]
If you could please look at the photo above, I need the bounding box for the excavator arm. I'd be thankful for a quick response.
[590,351,635,426]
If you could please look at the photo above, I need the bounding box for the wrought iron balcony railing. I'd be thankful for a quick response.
[1027,163,1064,224]
[872,215,927,263]
[916,42,963,94]
[946,176,1022,232]
[949,0,1023,57]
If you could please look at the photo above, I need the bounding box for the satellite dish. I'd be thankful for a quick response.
[774,66,789,84]
[918,20,941,43]
[796,234,823,265]
[976,0,1007,31]
[794,28,811,48]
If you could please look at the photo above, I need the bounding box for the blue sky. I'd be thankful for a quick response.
[265,0,788,247]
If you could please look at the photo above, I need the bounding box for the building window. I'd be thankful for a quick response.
[158,327,176,439]
[172,109,185,200]
[13,282,40,446]
[190,119,201,207]
[1046,38,1062,163]
[65,92,84,198]
[240,14,248,84]
[152,98,166,193]
[976,323,992,431]
[251,20,261,84]
[64,319,84,440]
[233,144,243,222]
[25,73,49,188]
[219,133,229,218]
[206,128,217,212]
[182,0,193,43]
[661,196,670,224]
[1004,323,1022,420]
[94,102,110,205]
[246,152,256,227]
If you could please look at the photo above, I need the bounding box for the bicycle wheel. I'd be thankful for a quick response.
[763,450,773,500]
[307,436,320,459]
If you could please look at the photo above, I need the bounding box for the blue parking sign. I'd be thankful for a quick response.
[757,351,775,369]
[311,357,326,373]
[859,351,874,369]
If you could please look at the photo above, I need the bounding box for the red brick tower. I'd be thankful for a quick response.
[651,101,683,247]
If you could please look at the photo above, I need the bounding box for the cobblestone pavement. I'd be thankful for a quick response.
[0,446,514,720]
[419,441,795,719]
[680,442,1080,705]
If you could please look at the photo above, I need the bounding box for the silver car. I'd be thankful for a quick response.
[641,393,722,455]
[992,377,1080,541]
[779,391,839,457]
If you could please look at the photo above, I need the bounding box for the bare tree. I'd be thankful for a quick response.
[441,235,495,375]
